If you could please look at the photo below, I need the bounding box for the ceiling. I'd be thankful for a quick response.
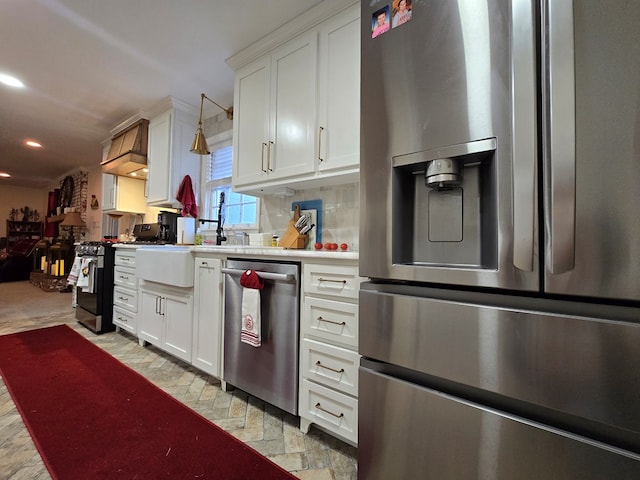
[0,0,323,189]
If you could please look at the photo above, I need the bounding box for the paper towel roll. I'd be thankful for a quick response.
[177,217,196,244]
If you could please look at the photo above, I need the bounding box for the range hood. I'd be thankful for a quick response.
[101,119,149,179]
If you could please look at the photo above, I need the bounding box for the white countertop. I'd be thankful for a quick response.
[113,243,359,261]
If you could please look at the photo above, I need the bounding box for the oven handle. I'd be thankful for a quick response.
[221,267,293,282]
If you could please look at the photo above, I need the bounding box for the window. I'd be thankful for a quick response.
[201,132,258,230]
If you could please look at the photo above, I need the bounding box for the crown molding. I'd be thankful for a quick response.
[226,0,359,71]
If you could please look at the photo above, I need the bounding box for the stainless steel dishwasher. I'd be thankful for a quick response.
[222,258,300,415]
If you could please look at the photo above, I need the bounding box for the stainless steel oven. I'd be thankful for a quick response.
[75,242,115,334]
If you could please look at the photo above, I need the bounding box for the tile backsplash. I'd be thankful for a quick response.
[260,182,360,251]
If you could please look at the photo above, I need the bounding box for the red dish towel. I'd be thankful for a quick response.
[176,174,198,217]
[240,270,264,347]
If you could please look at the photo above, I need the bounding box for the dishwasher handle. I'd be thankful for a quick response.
[221,267,294,282]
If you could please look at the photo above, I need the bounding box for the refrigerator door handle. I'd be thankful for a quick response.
[544,0,576,274]
[511,0,537,272]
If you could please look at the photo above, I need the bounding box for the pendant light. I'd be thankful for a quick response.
[190,93,234,155]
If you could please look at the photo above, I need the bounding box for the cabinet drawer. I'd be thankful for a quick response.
[113,306,136,334]
[300,378,358,444]
[115,251,136,267]
[303,296,358,349]
[301,338,359,397]
[113,285,138,312]
[114,265,137,289]
[303,263,361,299]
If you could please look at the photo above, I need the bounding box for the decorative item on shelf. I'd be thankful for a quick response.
[190,93,234,155]
[30,210,40,221]
[20,206,31,222]
[90,195,99,210]
[9,208,18,221]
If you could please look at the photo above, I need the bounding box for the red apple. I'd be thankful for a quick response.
[340,243,348,251]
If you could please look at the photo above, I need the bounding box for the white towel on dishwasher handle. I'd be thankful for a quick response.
[241,288,261,347]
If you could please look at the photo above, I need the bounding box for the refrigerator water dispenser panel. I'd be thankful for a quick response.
[392,138,497,269]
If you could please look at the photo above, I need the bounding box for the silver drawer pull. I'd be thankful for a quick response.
[318,278,347,284]
[317,316,346,327]
[118,296,129,301]
[316,361,344,374]
[120,275,129,280]
[315,402,344,419]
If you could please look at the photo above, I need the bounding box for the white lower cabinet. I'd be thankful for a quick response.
[113,250,138,335]
[299,260,362,445]
[139,283,193,363]
[192,256,223,377]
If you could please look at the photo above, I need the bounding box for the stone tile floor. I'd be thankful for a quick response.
[0,281,357,479]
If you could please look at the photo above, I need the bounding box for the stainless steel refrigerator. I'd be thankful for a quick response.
[359,1,640,478]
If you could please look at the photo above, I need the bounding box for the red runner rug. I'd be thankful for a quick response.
[0,325,297,479]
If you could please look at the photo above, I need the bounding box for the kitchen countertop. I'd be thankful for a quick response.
[113,243,359,261]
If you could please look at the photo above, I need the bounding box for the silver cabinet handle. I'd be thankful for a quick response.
[261,142,267,173]
[267,141,274,172]
[511,0,537,272]
[315,402,344,419]
[318,278,346,284]
[317,316,346,327]
[155,295,160,314]
[222,267,293,282]
[315,360,344,374]
[543,0,576,274]
[318,126,324,162]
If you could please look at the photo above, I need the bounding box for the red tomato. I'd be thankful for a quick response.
[324,243,333,250]
[340,243,348,251]
[330,243,339,250]
[314,242,323,250]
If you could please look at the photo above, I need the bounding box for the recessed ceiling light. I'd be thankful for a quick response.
[0,74,24,88]
[0,172,11,178]
[25,140,42,148]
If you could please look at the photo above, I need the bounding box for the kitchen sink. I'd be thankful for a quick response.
[136,246,194,287]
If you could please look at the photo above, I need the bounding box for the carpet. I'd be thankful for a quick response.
[0,325,297,479]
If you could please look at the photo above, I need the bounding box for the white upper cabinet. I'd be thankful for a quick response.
[233,31,318,189]
[229,2,360,195]
[101,174,146,214]
[317,4,360,174]
[146,98,200,208]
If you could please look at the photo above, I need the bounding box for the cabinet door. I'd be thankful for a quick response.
[233,57,271,187]
[101,174,116,211]
[163,294,193,363]
[317,5,360,172]
[139,290,162,347]
[193,257,223,376]
[269,31,318,180]
[147,110,172,204]
[103,175,146,214]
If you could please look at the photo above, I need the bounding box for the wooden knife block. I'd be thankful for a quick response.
[279,223,308,249]
[278,204,308,249]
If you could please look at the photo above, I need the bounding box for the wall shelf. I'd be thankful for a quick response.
[46,214,66,223]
